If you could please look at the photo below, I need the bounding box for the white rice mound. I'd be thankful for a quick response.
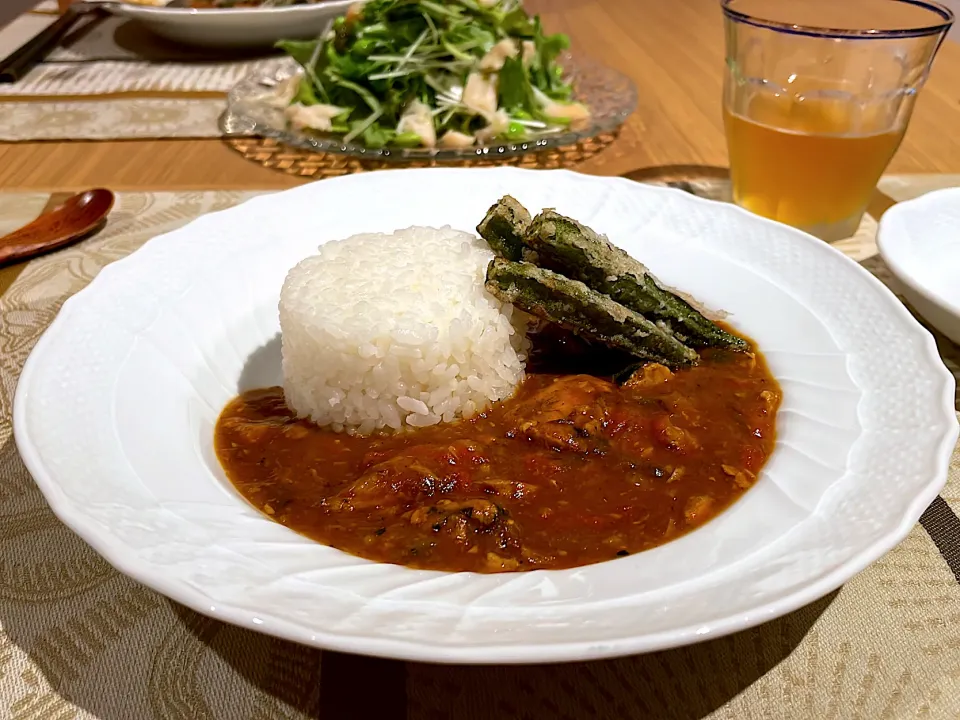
[279,226,531,434]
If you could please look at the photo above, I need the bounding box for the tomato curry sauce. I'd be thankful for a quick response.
[215,330,780,573]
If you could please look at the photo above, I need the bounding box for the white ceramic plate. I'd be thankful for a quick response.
[108,0,355,48]
[878,186,960,345]
[14,169,958,664]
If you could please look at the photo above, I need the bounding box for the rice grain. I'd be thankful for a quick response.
[279,226,530,433]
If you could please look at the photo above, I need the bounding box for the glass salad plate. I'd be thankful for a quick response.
[219,53,638,161]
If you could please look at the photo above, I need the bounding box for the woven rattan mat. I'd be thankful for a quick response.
[223,132,620,178]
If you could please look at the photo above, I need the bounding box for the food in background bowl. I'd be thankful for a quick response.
[107,0,356,49]
[187,0,322,6]
[271,0,592,149]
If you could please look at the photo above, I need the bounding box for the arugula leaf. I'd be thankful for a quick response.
[547,64,574,101]
[505,121,528,140]
[539,29,569,68]
[276,39,321,70]
[294,77,320,106]
[419,0,464,21]
[329,74,382,113]
[360,122,395,148]
[526,18,572,99]
[497,56,536,115]
[501,7,535,38]
[393,131,423,147]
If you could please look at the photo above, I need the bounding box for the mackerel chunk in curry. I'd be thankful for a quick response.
[215,329,781,573]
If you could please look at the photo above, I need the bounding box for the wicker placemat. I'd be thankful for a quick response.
[223,132,621,177]
[0,174,958,719]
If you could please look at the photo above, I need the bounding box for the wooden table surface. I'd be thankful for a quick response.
[2,0,960,192]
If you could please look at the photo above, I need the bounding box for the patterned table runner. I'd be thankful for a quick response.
[0,2,278,140]
[0,174,958,719]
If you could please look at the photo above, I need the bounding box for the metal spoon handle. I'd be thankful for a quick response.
[0,3,105,84]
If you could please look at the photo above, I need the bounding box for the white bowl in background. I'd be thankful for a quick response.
[108,0,355,48]
[878,187,960,345]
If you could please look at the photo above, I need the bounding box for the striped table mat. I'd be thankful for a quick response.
[0,2,278,140]
[0,174,958,719]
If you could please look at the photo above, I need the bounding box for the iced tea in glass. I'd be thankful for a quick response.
[722,0,953,240]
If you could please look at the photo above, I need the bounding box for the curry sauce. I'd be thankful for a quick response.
[215,331,780,573]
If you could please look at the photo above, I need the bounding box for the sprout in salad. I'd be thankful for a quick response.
[275,0,589,149]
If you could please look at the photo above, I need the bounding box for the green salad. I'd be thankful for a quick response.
[274,0,589,149]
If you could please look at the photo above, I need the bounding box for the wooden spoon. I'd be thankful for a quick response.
[0,189,115,267]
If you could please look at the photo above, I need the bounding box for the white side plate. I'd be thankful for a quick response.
[14,168,958,663]
[878,186,960,345]
[108,0,355,48]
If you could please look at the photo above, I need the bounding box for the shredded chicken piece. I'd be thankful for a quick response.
[438,130,476,148]
[409,499,504,548]
[281,424,310,440]
[521,40,536,66]
[480,478,516,496]
[285,102,348,132]
[268,71,304,109]
[653,415,699,453]
[397,99,437,147]
[407,506,433,526]
[330,456,437,513]
[662,517,678,539]
[506,375,614,453]
[522,547,560,566]
[463,72,499,118]
[476,109,510,142]
[759,390,778,413]
[481,478,538,498]
[661,425,691,448]
[408,500,500,528]
[345,1,364,23]
[623,363,673,390]
[684,495,714,523]
[506,375,613,426]
[479,38,519,71]
[722,464,755,489]
[541,100,591,122]
[435,499,501,525]
[664,466,684,483]
[220,417,272,444]
[485,552,520,572]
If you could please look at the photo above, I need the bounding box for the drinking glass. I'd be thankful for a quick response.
[722,0,954,241]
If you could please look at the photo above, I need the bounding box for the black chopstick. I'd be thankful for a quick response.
[0,3,107,84]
